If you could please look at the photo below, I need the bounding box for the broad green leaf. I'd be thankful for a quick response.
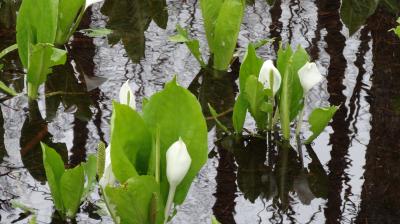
[340,0,379,35]
[305,106,338,144]
[83,155,97,196]
[16,0,59,67]
[110,102,152,182]
[0,81,17,96]
[212,0,244,70]
[277,44,309,140]
[200,0,224,52]
[60,165,85,218]
[169,25,206,67]
[232,93,248,133]
[41,143,65,213]
[289,46,308,120]
[239,44,264,92]
[27,44,67,99]
[244,76,268,130]
[142,78,208,205]
[55,0,85,45]
[105,176,164,224]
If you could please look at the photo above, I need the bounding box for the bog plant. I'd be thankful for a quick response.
[99,77,208,223]
[170,0,245,71]
[15,0,102,99]
[232,43,338,143]
[41,143,97,219]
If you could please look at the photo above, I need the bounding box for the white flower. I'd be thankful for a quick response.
[99,145,116,189]
[164,138,191,222]
[298,62,323,94]
[166,138,191,187]
[85,0,104,9]
[258,60,282,96]
[119,80,136,109]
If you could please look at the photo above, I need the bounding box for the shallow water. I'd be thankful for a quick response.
[1,0,400,223]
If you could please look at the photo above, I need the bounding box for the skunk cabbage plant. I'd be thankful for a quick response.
[16,0,104,99]
[41,143,97,219]
[171,0,245,71]
[232,43,338,143]
[101,77,208,223]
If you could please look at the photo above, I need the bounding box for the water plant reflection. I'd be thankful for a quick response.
[218,135,328,209]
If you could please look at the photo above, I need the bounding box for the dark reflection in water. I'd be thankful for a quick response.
[20,100,68,182]
[356,8,400,224]
[188,60,239,223]
[1,0,400,223]
[312,1,350,223]
[100,0,168,62]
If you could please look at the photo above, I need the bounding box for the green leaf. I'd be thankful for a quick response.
[277,44,309,140]
[200,0,224,52]
[16,0,59,67]
[208,103,229,133]
[27,43,67,99]
[0,81,17,96]
[169,25,206,67]
[60,165,85,218]
[80,28,113,38]
[305,106,338,144]
[392,18,400,38]
[41,143,65,213]
[142,79,208,205]
[55,0,85,45]
[212,0,245,70]
[83,154,97,196]
[244,76,268,130]
[105,176,165,224]
[0,44,18,60]
[110,102,152,182]
[212,216,221,224]
[340,0,379,35]
[232,93,248,133]
[239,44,264,92]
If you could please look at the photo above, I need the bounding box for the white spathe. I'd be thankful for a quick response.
[85,0,104,9]
[298,62,323,94]
[258,60,282,96]
[164,138,192,222]
[166,138,192,187]
[119,80,136,109]
[99,145,116,188]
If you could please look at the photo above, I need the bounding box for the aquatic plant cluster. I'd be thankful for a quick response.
[0,0,362,223]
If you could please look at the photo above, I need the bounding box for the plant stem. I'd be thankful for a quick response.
[280,68,290,140]
[155,127,160,183]
[164,185,176,224]
[27,83,38,100]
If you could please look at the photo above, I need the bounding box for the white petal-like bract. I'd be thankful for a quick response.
[298,62,323,94]
[166,138,192,187]
[119,80,136,109]
[258,60,282,96]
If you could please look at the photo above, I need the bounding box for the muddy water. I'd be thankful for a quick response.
[1,0,400,223]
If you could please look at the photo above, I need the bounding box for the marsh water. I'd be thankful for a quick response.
[1,0,400,223]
